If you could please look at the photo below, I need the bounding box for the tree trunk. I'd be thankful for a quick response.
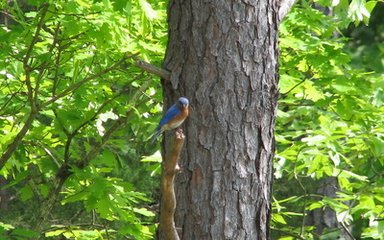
[308,178,354,239]
[163,1,279,239]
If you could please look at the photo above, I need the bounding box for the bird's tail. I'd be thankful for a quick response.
[150,129,162,145]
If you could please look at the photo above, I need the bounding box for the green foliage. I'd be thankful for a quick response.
[2,0,383,239]
[273,1,384,239]
[314,0,380,26]
[0,0,166,239]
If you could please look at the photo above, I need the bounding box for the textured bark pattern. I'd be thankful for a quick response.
[163,1,279,239]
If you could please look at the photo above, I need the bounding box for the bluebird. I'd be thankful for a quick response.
[151,97,189,144]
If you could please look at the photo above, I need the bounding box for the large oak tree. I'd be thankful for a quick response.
[162,1,281,239]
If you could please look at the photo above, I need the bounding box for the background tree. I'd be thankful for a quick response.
[272,1,384,239]
[162,1,279,239]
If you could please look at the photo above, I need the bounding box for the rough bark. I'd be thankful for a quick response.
[163,1,279,239]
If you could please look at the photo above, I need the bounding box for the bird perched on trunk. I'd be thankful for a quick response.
[151,97,189,144]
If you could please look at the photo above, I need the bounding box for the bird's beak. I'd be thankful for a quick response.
[183,104,188,108]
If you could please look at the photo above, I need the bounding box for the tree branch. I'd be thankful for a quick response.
[158,129,185,240]
[280,78,306,97]
[280,68,313,98]
[33,80,152,235]
[134,58,170,81]
[23,3,49,68]
[340,222,356,240]
[34,112,131,235]
[279,0,296,21]
[0,4,49,171]
[42,55,129,107]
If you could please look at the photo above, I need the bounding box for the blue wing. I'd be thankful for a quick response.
[150,103,180,144]
[158,103,180,128]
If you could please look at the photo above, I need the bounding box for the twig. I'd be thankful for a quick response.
[23,3,49,68]
[280,67,313,98]
[42,55,129,107]
[41,145,61,167]
[57,88,126,165]
[340,221,356,240]
[0,79,25,114]
[134,58,171,81]
[280,78,306,98]
[0,107,38,170]
[294,175,308,237]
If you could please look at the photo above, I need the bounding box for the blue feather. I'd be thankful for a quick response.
[150,103,181,144]
[158,104,181,128]
[150,97,189,144]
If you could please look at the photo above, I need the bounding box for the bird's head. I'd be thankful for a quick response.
[178,97,189,108]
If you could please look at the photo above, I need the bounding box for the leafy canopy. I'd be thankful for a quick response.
[273,1,384,239]
[0,0,166,239]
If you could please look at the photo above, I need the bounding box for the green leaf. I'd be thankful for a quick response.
[11,228,39,238]
[336,169,368,182]
[138,0,159,20]
[38,184,50,198]
[1,171,29,190]
[94,150,117,167]
[141,151,162,163]
[348,0,371,24]
[133,207,155,217]
[301,135,326,146]
[307,154,326,176]
[272,213,287,224]
[61,190,89,205]
[45,229,66,237]
[307,201,324,211]
[19,185,33,201]
[96,198,113,220]
[278,237,295,240]
[141,151,162,176]
[368,137,384,159]
[322,197,349,212]
[24,12,37,18]
[0,222,14,231]
[319,228,342,240]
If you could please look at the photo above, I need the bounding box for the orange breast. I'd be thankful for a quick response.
[161,106,189,131]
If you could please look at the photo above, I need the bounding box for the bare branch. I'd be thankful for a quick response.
[23,3,49,67]
[280,78,306,98]
[280,67,313,98]
[158,129,185,240]
[134,58,171,81]
[0,110,38,170]
[340,222,356,240]
[279,0,296,21]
